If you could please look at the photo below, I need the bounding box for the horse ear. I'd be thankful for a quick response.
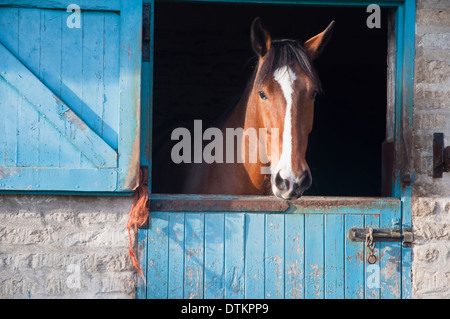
[303,20,335,60]
[251,17,271,57]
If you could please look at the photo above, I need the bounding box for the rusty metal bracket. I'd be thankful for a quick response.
[433,133,450,178]
[347,227,413,247]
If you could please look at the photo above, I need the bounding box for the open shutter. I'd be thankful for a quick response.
[0,0,142,192]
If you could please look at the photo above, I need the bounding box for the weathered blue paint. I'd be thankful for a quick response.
[184,213,205,299]
[244,214,265,298]
[225,214,245,298]
[0,0,142,192]
[265,214,284,298]
[325,214,344,298]
[146,211,169,299]
[0,43,117,168]
[0,167,117,191]
[167,212,185,298]
[117,0,142,190]
[285,214,305,298]
[364,214,380,299]
[380,198,402,298]
[143,198,403,299]
[204,213,225,298]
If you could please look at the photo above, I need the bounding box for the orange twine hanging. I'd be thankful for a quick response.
[127,170,149,282]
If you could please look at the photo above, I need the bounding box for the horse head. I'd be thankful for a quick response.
[250,18,334,199]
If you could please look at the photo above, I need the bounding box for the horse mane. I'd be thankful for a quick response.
[214,39,321,128]
[255,39,322,92]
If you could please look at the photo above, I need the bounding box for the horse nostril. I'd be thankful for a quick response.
[299,170,312,190]
[275,172,289,191]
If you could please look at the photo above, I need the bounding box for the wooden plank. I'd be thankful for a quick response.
[39,9,62,167]
[344,215,364,299]
[61,7,84,168]
[117,0,142,190]
[0,78,18,167]
[81,12,105,141]
[325,214,344,299]
[0,167,117,191]
[204,213,225,299]
[364,214,381,299]
[224,214,244,298]
[0,42,117,168]
[401,194,412,299]
[244,213,265,299]
[380,199,401,299]
[147,212,169,299]
[305,214,324,299]
[0,8,18,167]
[16,8,39,168]
[103,12,120,150]
[136,226,147,299]
[168,212,185,299]
[184,213,204,299]
[265,214,284,298]
[150,194,400,213]
[386,10,396,142]
[140,0,154,189]
[285,214,304,299]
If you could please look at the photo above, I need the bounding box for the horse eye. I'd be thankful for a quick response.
[258,90,268,100]
[311,90,319,99]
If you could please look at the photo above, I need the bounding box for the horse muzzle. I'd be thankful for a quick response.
[272,169,312,200]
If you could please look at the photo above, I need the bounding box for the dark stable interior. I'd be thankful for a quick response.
[151,2,388,197]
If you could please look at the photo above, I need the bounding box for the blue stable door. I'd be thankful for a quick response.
[139,195,410,299]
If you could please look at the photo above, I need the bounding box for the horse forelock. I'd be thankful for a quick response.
[255,39,321,91]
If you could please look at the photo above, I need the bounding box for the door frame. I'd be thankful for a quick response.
[139,0,415,299]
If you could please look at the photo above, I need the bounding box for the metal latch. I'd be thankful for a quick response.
[347,227,413,247]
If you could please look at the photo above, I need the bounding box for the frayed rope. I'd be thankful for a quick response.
[127,170,149,283]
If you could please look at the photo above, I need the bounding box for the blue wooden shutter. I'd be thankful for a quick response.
[0,0,142,192]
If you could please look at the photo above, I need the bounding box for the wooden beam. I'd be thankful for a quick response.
[0,0,121,11]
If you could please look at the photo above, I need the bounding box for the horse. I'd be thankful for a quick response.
[154,17,334,200]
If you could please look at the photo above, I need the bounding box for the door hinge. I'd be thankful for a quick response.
[433,132,450,178]
[142,3,151,62]
[140,166,149,186]
[347,227,413,247]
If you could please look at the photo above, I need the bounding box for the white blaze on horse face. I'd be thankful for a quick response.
[273,66,297,194]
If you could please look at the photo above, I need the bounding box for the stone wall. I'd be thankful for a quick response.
[0,195,136,298]
[412,0,450,299]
